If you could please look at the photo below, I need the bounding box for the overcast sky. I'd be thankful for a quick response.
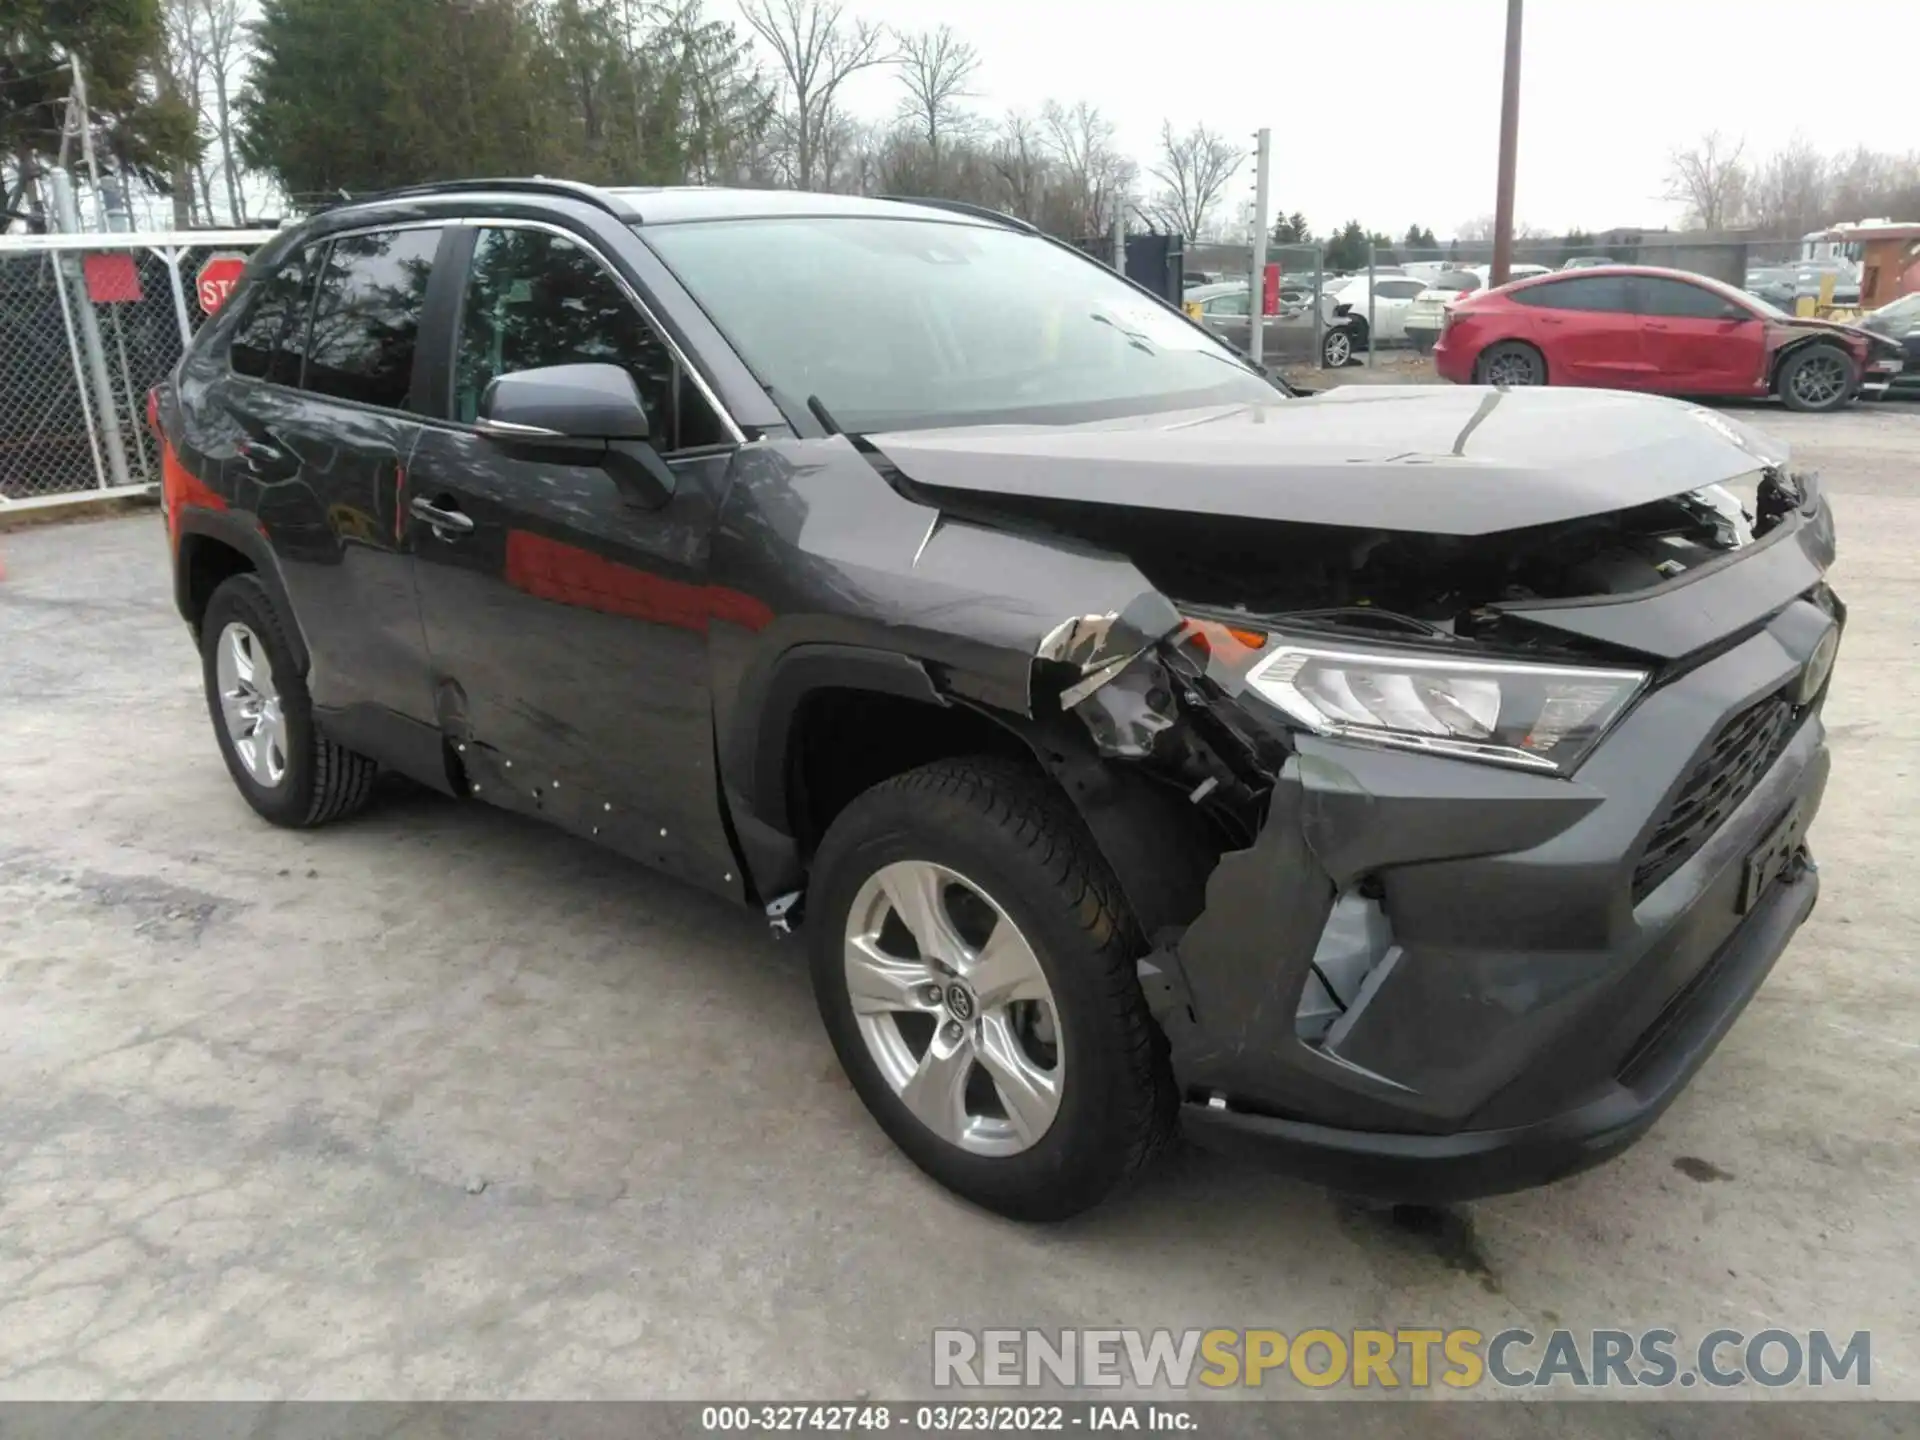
[830,0,1920,237]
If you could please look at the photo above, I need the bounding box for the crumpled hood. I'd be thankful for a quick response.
[869,385,1788,537]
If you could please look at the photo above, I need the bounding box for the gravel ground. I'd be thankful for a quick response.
[1,401,1917,1404]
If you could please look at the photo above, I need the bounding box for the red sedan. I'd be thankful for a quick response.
[1433,264,1905,412]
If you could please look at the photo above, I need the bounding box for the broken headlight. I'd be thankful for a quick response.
[1243,640,1647,774]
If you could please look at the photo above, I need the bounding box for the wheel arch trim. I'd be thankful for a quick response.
[175,508,312,676]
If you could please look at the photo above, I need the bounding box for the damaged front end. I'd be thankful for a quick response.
[1024,464,1837,1200]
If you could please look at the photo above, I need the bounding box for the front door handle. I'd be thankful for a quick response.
[410,494,475,536]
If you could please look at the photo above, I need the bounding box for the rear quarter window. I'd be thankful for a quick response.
[229,247,318,386]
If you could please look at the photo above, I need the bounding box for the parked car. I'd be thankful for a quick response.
[1856,290,1920,397]
[155,180,1841,1221]
[1405,270,1483,353]
[1434,264,1905,411]
[1745,266,1799,310]
[1404,264,1551,354]
[1321,273,1431,353]
[1561,256,1612,269]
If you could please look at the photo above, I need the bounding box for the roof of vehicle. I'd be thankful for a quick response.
[318,178,1014,230]
[1184,282,1246,302]
[1487,263,1770,308]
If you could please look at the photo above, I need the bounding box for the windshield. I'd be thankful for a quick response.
[642,216,1279,432]
[1868,292,1920,326]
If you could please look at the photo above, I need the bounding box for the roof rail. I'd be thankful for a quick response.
[877,195,1037,234]
[346,177,642,221]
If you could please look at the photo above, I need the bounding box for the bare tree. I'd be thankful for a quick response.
[1039,99,1132,238]
[1143,120,1240,238]
[894,25,977,179]
[1747,137,1829,240]
[990,110,1050,222]
[1664,130,1749,232]
[740,0,890,191]
[197,0,249,223]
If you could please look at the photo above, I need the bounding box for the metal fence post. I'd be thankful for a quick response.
[1248,128,1271,369]
[48,168,132,493]
[46,245,110,495]
[1312,244,1324,367]
[159,247,194,348]
[1366,242,1377,369]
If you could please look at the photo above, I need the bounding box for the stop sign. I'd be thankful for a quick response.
[195,254,248,315]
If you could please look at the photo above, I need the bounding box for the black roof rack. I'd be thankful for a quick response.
[877,195,1036,234]
[344,177,641,221]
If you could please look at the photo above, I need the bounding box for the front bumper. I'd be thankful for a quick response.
[1147,597,1836,1202]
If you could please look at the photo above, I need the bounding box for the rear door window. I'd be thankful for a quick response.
[1512,276,1632,312]
[302,227,444,411]
[229,247,318,386]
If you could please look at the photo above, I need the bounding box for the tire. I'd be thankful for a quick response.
[200,574,378,828]
[807,756,1176,1221]
[1409,332,1434,355]
[1475,340,1547,387]
[1776,343,1854,413]
[1321,327,1354,368]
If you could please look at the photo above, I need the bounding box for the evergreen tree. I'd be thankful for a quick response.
[240,0,558,200]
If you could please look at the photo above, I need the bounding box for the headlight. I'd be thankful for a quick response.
[1242,640,1647,774]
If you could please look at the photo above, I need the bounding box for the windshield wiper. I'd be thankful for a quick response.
[1087,311,1156,355]
[807,393,845,436]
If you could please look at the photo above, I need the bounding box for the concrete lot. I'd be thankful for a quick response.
[2,402,1918,1402]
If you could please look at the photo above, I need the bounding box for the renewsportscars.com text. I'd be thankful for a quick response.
[932,1327,1871,1391]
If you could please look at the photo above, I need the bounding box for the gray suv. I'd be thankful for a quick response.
[155,180,1840,1219]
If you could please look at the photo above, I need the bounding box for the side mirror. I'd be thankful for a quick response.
[477,362,675,508]
[1722,305,1753,322]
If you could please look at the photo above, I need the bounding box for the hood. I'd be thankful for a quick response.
[1773,314,1897,354]
[869,386,1786,538]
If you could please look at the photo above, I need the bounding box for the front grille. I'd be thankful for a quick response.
[1631,695,1799,902]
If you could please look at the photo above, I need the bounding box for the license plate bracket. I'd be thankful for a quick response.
[1739,800,1807,914]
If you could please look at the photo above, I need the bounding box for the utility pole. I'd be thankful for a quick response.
[1489,0,1524,286]
[69,56,111,233]
[1247,127,1271,368]
[50,169,133,493]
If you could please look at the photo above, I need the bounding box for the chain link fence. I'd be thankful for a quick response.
[0,228,276,512]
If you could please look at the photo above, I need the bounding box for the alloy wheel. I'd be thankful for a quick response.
[215,621,288,787]
[1790,353,1848,408]
[1485,349,1540,386]
[843,859,1064,1156]
[1324,331,1352,366]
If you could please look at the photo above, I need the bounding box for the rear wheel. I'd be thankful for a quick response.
[1777,343,1854,412]
[200,575,378,828]
[1476,340,1546,387]
[807,757,1175,1221]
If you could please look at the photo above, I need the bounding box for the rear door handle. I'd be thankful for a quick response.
[1645,321,1671,331]
[410,494,475,536]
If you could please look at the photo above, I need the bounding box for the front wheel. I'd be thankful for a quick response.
[1777,344,1854,412]
[1475,340,1547,387]
[1322,327,1354,368]
[807,757,1175,1221]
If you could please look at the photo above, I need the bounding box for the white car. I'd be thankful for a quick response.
[1403,263,1551,353]
[1321,273,1432,346]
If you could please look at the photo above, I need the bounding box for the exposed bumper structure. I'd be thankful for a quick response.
[1141,598,1836,1202]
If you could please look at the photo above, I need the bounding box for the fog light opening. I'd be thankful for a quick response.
[1295,887,1402,1048]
